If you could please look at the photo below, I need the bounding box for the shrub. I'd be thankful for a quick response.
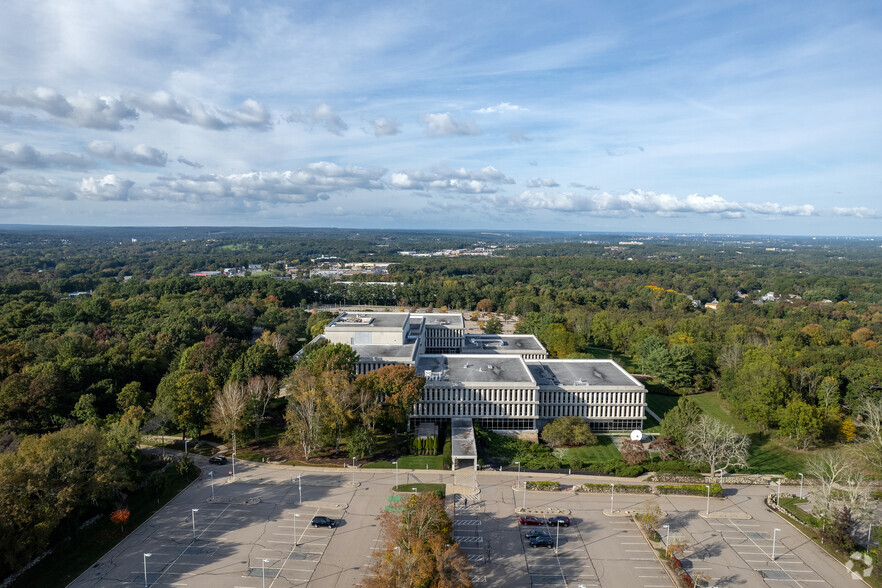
[526,481,560,491]
[541,416,598,448]
[783,471,798,481]
[656,483,723,497]
[579,483,650,494]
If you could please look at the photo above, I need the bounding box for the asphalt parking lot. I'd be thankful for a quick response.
[70,460,860,588]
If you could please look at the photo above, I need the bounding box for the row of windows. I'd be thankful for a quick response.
[538,403,644,419]
[415,401,536,418]
[537,391,644,406]
[423,387,536,403]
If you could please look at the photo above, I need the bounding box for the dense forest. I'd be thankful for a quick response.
[1,226,881,579]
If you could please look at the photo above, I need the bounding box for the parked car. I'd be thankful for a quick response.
[525,529,551,539]
[208,455,227,465]
[529,535,554,548]
[518,515,543,526]
[311,516,336,528]
[546,516,570,527]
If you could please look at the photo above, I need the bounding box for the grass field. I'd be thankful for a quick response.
[365,454,447,469]
[557,436,622,463]
[392,483,446,496]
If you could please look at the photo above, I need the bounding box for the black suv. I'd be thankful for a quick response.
[208,455,227,465]
[529,535,554,548]
[312,516,336,528]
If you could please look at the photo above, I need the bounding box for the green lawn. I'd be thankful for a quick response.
[583,347,640,372]
[557,436,621,463]
[645,394,681,419]
[392,483,445,496]
[365,454,447,469]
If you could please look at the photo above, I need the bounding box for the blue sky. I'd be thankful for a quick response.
[1,1,880,235]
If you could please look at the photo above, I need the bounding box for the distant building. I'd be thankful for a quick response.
[316,311,646,433]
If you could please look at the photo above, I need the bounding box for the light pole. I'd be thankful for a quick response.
[143,553,152,587]
[352,457,356,484]
[232,451,236,481]
[393,461,399,488]
[515,461,521,488]
[191,508,199,540]
[262,558,269,588]
[293,513,300,547]
[771,528,781,560]
[798,473,804,499]
[184,439,188,455]
[776,480,782,505]
[663,524,670,548]
[209,471,214,500]
[412,487,417,494]
[869,523,874,549]
[298,474,302,505]
[705,485,710,515]
[555,520,560,554]
[522,480,527,510]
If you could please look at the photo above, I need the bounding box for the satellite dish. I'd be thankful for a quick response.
[630,430,643,441]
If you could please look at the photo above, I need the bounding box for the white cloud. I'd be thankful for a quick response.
[422,113,481,137]
[743,202,817,216]
[287,103,348,135]
[474,102,527,114]
[370,116,400,136]
[507,189,745,217]
[127,91,272,131]
[150,162,385,203]
[78,174,136,201]
[0,142,92,169]
[0,87,138,130]
[831,206,882,219]
[391,165,513,194]
[526,177,559,188]
[85,141,168,167]
[0,173,76,203]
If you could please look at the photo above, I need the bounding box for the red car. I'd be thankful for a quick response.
[518,515,543,526]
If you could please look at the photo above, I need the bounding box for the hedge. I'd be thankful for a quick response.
[655,483,723,497]
[526,481,560,491]
[578,483,650,494]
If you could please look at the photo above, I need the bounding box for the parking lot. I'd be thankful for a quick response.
[70,461,860,587]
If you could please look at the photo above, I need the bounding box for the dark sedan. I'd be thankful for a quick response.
[311,516,336,528]
[546,515,570,527]
[529,535,554,548]
[525,529,551,539]
[208,455,227,465]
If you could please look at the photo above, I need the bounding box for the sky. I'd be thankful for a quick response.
[0,1,881,236]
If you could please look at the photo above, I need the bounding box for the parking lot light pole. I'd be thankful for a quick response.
[705,485,710,515]
[798,473,804,499]
[777,480,782,505]
[232,452,236,481]
[143,553,152,587]
[772,528,781,560]
[209,471,214,500]
[393,461,399,488]
[262,558,269,588]
[522,481,527,510]
[662,524,670,548]
[184,439,188,454]
[515,461,521,488]
[352,457,356,484]
[298,474,302,505]
[610,483,615,514]
[555,520,560,555]
[191,508,199,540]
[293,513,300,547]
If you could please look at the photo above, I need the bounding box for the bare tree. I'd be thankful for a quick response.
[283,366,326,461]
[683,415,750,482]
[855,396,882,470]
[807,449,870,523]
[210,381,248,456]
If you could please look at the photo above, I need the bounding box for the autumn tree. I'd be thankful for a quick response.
[283,366,329,461]
[683,415,750,481]
[371,364,425,438]
[619,439,649,465]
[210,381,249,453]
[300,341,359,378]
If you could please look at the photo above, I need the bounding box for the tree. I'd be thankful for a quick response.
[283,366,328,461]
[619,439,649,465]
[659,396,702,445]
[776,399,823,449]
[648,435,681,460]
[807,449,870,525]
[683,415,750,482]
[117,381,148,411]
[855,396,882,470]
[540,416,597,448]
[353,372,384,432]
[719,348,789,429]
[245,375,279,442]
[483,316,503,334]
[173,372,215,438]
[634,497,663,536]
[72,393,100,425]
[372,364,425,437]
[300,341,359,378]
[210,381,249,452]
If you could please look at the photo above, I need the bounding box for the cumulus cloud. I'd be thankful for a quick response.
[287,103,348,135]
[177,157,203,168]
[370,116,400,136]
[474,102,527,114]
[831,206,882,219]
[150,162,384,204]
[743,202,816,216]
[390,164,513,194]
[127,92,272,131]
[0,142,92,169]
[507,129,530,143]
[85,141,167,167]
[78,174,136,201]
[0,87,138,130]
[422,113,481,137]
[526,177,559,188]
[0,173,76,203]
[506,189,745,217]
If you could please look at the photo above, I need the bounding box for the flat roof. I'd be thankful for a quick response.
[462,334,546,353]
[416,354,536,385]
[451,418,477,460]
[527,359,642,388]
[325,311,409,330]
[413,312,465,329]
[351,343,416,361]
